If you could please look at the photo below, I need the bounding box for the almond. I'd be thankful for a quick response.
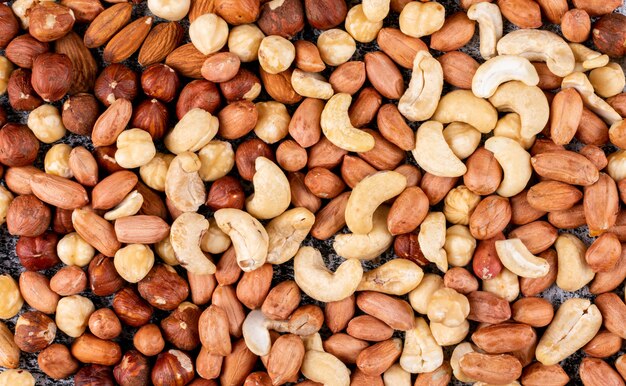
[267,334,305,385]
[72,209,121,257]
[438,51,479,90]
[165,43,208,79]
[104,16,153,63]
[84,3,132,48]
[355,338,402,376]
[584,173,619,236]
[376,104,415,151]
[346,315,393,342]
[550,89,584,145]
[508,221,558,254]
[459,353,522,385]
[387,186,429,235]
[531,150,599,186]
[91,98,133,147]
[585,232,621,272]
[356,292,414,331]
[55,31,98,95]
[498,0,542,28]
[29,174,89,210]
[114,215,170,245]
[579,357,624,386]
[471,323,536,354]
[521,362,570,386]
[92,171,138,210]
[527,181,582,212]
[364,52,404,100]
[520,249,558,296]
[138,22,184,67]
[323,334,369,364]
[376,27,427,69]
[430,12,475,51]
[467,291,511,324]
[324,294,355,334]
[469,195,511,240]
[594,293,626,339]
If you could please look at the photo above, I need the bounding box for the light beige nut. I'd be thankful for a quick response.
[0,56,13,95]
[165,152,206,213]
[0,322,19,369]
[113,244,155,283]
[494,113,535,150]
[155,234,178,266]
[228,24,265,62]
[57,232,95,267]
[384,363,411,386]
[399,1,445,38]
[0,369,35,386]
[200,218,232,255]
[0,275,23,319]
[241,310,281,356]
[115,129,156,169]
[413,121,466,178]
[443,122,481,160]
[27,104,67,144]
[189,13,228,55]
[266,207,315,265]
[484,136,532,197]
[214,208,269,272]
[430,320,470,347]
[147,0,190,21]
[400,317,444,374]
[482,267,520,302]
[104,191,144,221]
[409,274,445,315]
[165,108,219,155]
[467,2,503,59]
[317,29,357,67]
[44,144,73,178]
[0,187,12,226]
[562,72,622,125]
[495,238,550,278]
[444,225,476,267]
[555,233,595,292]
[258,35,295,74]
[140,153,174,192]
[432,90,498,134]
[55,295,95,338]
[488,81,549,139]
[398,51,443,122]
[321,93,375,152]
[426,287,470,327]
[291,70,334,101]
[418,212,448,272]
[253,101,291,144]
[294,246,363,303]
[472,55,539,98]
[301,349,350,386]
[535,298,602,365]
[607,150,626,182]
[345,4,383,43]
[170,212,215,275]
[198,140,235,182]
[443,186,481,225]
[496,29,575,77]
[246,157,291,220]
[588,63,625,98]
[569,43,609,72]
[357,258,424,295]
[362,0,390,22]
[451,342,478,383]
[334,206,393,260]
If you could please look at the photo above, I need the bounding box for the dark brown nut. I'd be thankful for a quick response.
[308,137,348,169]
[134,324,165,357]
[74,365,115,386]
[165,43,208,79]
[0,4,18,48]
[55,31,99,95]
[28,3,75,42]
[304,0,347,29]
[438,51,479,90]
[7,194,51,237]
[114,350,150,386]
[113,287,154,327]
[235,138,274,181]
[347,315,394,342]
[348,88,382,128]
[259,68,303,105]
[88,308,122,340]
[50,265,87,296]
[561,9,591,42]
[0,106,5,128]
[276,140,308,172]
[443,267,479,294]
[71,333,122,366]
[257,0,304,37]
[93,145,124,174]
[138,264,190,311]
[246,371,274,386]
[262,280,301,320]
[467,291,512,324]
[469,195,512,240]
[14,311,56,353]
[151,350,195,386]
[215,247,243,286]
[212,285,246,338]
[136,182,168,220]
[7,70,43,111]
[16,232,60,271]
[31,52,73,102]
[608,93,626,117]
[60,0,104,23]
[520,249,559,296]
[5,34,49,68]
[420,174,459,205]
[219,68,262,103]
[160,302,201,351]
[62,93,99,136]
[206,176,245,211]
[176,79,221,119]
[236,264,273,310]
[289,98,324,148]
[304,167,346,199]
[38,343,80,380]
[94,63,139,106]
[288,172,322,214]
[141,64,179,103]
[89,254,124,296]
[0,124,39,167]
[394,233,430,266]
[214,0,260,25]
[131,98,169,140]
[218,100,259,140]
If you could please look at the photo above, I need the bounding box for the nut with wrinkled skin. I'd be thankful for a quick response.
[115,129,156,169]
[57,232,95,267]
[345,4,383,43]
[443,186,481,225]
[27,104,67,144]
[55,295,95,338]
[44,144,73,179]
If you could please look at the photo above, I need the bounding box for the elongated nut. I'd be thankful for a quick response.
[495,239,550,278]
[561,71,621,125]
[400,317,444,374]
[0,275,23,319]
[245,157,291,220]
[165,152,206,213]
[334,206,393,261]
[555,233,594,292]
[418,212,448,273]
[266,207,315,265]
[320,93,375,152]
[398,51,443,122]
[357,259,423,295]
[467,2,503,59]
[472,55,539,99]
[484,136,532,197]
[301,349,351,386]
[214,208,269,272]
[412,121,467,178]
[171,212,215,275]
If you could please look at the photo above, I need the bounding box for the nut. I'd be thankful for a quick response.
[131,99,169,140]
[592,13,626,58]
[49,265,87,296]
[147,0,190,21]
[562,9,591,43]
[133,324,165,357]
[113,350,150,386]
[71,333,122,366]
[589,62,626,98]
[37,344,79,380]
[74,364,115,385]
[152,350,195,385]
[317,29,357,66]
[88,308,122,341]
[5,35,49,69]
[334,206,393,261]
[399,1,445,38]
[55,294,94,337]
[27,104,67,144]
[28,3,75,42]
[94,64,138,106]
[189,13,229,55]
[399,318,443,373]
[44,144,72,178]
[161,302,201,351]
[31,53,73,102]
[444,225,477,267]
[138,264,190,311]
[228,24,265,62]
[115,129,157,169]
[165,152,206,213]
[345,4,383,43]
[14,311,56,353]
[19,271,59,314]
[201,52,240,83]
[69,146,98,187]
[141,64,180,103]
[0,275,23,319]
[0,369,35,385]
[0,5,19,48]
[6,194,51,237]
[114,244,155,283]
[176,80,221,119]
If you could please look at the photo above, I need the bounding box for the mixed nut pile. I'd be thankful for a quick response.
[1,0,626,385]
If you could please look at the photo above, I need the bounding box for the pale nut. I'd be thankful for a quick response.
[443,122,481,160]
[334,206,393,261]
[555,233,595,292]
[398,51,443,122]
[418,212,448,273]
[44,144,73,179]
[0,56,13,95]
[412,120,467,178]
[357,259,424,295]
[362,0,391,22]
[170,212,215,275]
[467,2,503,60]
[0,187,12,226]
[266,207,315,265]
[200,218,232,255]
[495,239,550,278]
[345,4,383,43]
[114,244,155,283]
[320,93,375,152]
[444,225,476,267]
[430,320,470,347]
[55,294,95,338]
[291,70,334,100]
[482,267,520,302]
[57,232,95,267]
[432,89,498,134]
[245,157,291,220]
[165,152,206,213]
[588,63,626,99]
[139,153,174,192]
[399,1,445,38]
[189,13,229,55]
[400,317,444,374]
[301,349,351,386]
[443,186,481,225]
[214,208,269,272]
[484,136,532,198]
[228,24,265,63]
[147,0,190,21]
[471,55,540,98]
[258,35,295,75]
[27,104,67,144]
[494,113,535,150]
[115,129,156,169]
[562,72,621,125]
[409,274,444,315]
[254,102,291,144]
[164,108,219,155]
[198,140,235,182]
[489,81,549,139]
[317,29,357,66]
[426,287,470,328]
[0,369,35,386]
[0,275,23,319]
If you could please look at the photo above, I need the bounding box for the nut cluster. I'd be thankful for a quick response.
[1,0,626,385]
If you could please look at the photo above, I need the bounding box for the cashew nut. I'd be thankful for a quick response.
[430,320,469,347]
[484,136,532,197]
[561,72,622,125]
[104,191,143,221]
[357,259,424,295]
[242,310,284,356]
[170,212,215,275]
[443,123,481,161]
[494,113,535,150]
[495,238,550,278]
[488,81,549,139]
[398,51,443,122]
[555,233,594,292]
[345,171,406,234]
[400,317,444,374]
[214,208,269,272]
[535,298,602,365]
[165,152,206,213]
[412,121,467,178]
[301,349,350,386]
[409,274,444,315]
[266,207,315,265]
[467,2,503,60]
[569,43,609,72]
[472,55,539,98]
[293,246,363,303]
[496,29,575,77]
[334,206,393,260]
[321,93,375,152]
[418,212,448,273]
[362,0,390,22]
[245,157,291,220]
[482,267,520,302]
[164,108,219,154]
[432,90,498,134]
[291,69,334,100]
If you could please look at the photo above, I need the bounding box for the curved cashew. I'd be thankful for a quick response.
[357,258,424,295]
[334,206,393,260]
[555,233,594,292]
[496,29,575,77]
[214,208,269,272]
[164,108,219,154]
[291,69,334,100]
[170,212,216,275]
[362,0,390,22]
[104,190,143,221]
[293,246,363,302]
[484,136,532,197]
[165,152,206,212]
[245,157,291,220]
[400,317,444,374]
[494,113,535,150]
[301,349,350,386]
[443,122,482,160]
[535,298,602,365]
[472,55,539,98]
[242,310,284,356]
[432,90,498,134]
[412,121,467,178]
[418,212,448,273]
[467,2,503,60]
[266,207,315,265]
[488,81,549,139]
[398,51,443,122]
[561,72,621,125]
[320,93,375,152]
[569,43,609,72]
[345,171,407,234]
[495,239,549,278]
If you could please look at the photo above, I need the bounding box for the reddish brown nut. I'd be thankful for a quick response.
[62,93,99,136]
[469,195,512,240]
[276,140,308,172]
[467,291,512,324]
[498,0,542,28]
[304,0,347,29]
[160,302,201,351]
[201,52,240,83]
[113,287,154,328]
[289,172,322,214]
[141,64,180,103]
[134,324,165,357]
[430,12,476,52]
[114,350,150,386]
[60,0,104,23]
[5,34,49,68]
[28,3,76,42]
[131,98,169,140]
[214,0,260,25]
[592,13,626,58]
[579,357,624,386]
[443,267,479,294]
[259,68,303,105]
[329,61,367,95]
[0,124,39,167]
[93,146,124,174]
[0,4,18,48]
[438,51,479,90]
[0,106,6,128]
[561,9,591,42]
[6,195,51,237]
[50,265,87,296]
[7,69,44,111]
[472,233,505,280]
[585,232,621,272]
[262,280,301,321]
[138,264,190,311]
[294,40,325,73]
[94,63,139,106]
[289,98,324,148]
[394,233,430,266]
[348,88,383,128]
[38,344,80,380]
[218,100,259,140]
[520,249,559,296]
[176,79,221,119]
[151,350,195,386]
[31,53,73,102]
[14,311,56,353]
[387,186,429,235]
[511,297,554,328]
[236,264,273,310]
[235,138,274,181]
[206,176,245,211]
[89,254,125,296]
[71,333,122,366]
[304,167,346,199]
[257,0,304,37]
[219,68,262,103]
[89,308,122,340]
[74,365,115,386]
[16,232,60,271]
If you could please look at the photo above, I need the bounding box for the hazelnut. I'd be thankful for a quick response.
[394,233,429,266]
[31,53,73,102]
[0,185,11,225]
[28,3,75,42]
[0,4,19,48]
[189,13,229,55]
[89,254,125,296]
[44,143,73,178]
[235,137,274,180]
[151,350,195,386]
[56,295,95,337]
[140,153,174,192]
[131,99,169,140]
[219,68,262,102]
[141,64,179,103]
[62,93,99,136]
[6,194,51,237]
[257,0,305,38]
[7,69,43,111]
[198,140,235,182]
[5,34,50,69]
[218,100,259,140]
[133,324,165,357]
[71,333,122,366]
[147,0,190,21]
[201,52,241,83]
[206,176,245,211]
[114,350,150,386]
[276,140,308,172]
[50,265,88,296]
[16,232,60,271]
[53,208,75,234]
[27,104,67,143]
[304,0,348,29]
[59,0,104,23]
[74,365,115,386]
[214,0,260,25]
[113,287,154,327]
[228,24,265,63]
[593,13,626,58]
[14,311,57,353]
[258,35,296,74]
[0,128,40,167]
[0,106,6,127]
[113,243,155,283]
[138,264,190,311]
[88,308,122,340]
[38,343,80,379]
[176,80,221,119]
[161,302,201,351]
[94,63,139,106]
[0,369,35,385]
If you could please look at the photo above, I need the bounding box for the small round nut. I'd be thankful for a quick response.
[198,140,235,182]
[189,13,229,55]
[134,324,165,357]
[55,295,95,338]
[228,24,265,62]
[0,275,23,319]
[561,9,590,43]
[140,153,174,192]
[57,232,96,267]
[147,0,190,21]
[27,104,67,144]
[0,369,35,385]
[38,344,80,380]
[345,4,383,43]
[88,308,122,340]
[115,129,157,169]
[444,225,476,267]
[254,101,291,144]
[114,244,155,283]
[258,36,296,74]
[44,144,73,178]
[14,311,56,353]
[426,287,470,327]
[443,186,481,225]
[6,194,51,237]
[317,29,357,66]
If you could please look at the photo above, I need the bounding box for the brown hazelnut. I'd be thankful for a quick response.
[89,254,125,296]
[235,137,274,180]
[50,265,88,296]
[201,52,241,83]
[59,0,104,23]
[93,145,125,174]
[7,69,44,111]
[5,34,50,69]
[74,365,115,386]
[31,53,73,102]
[206,176,245,211]
[214,0,260,25]
[131,99,169,140]
[138,264,190,311]
[52,208,74,234]
[0,4,19,48]
[28,3,75,42]
[133,323,165,357]
[6,195,51,237]
[141,64,180,102]
[0,124,39,167]
[113,350,150,386]
[160,302,201,351]
[0,106,6,127]
[113,287,154,327]
[62,93,99,136]
[176,79,221,119]
[276,140,308,172]
[257,0,304,38]
[94,63,139,106]
[151,350,195,386]
[88,308,122,340]
[394,233,429,266]
[71,333,122,366]
[593,13,626,57]
[219,68,262,103]
[304,0,347,30]
[14,311,57,353]
[38,343,80,380]
[16,232,60,271]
